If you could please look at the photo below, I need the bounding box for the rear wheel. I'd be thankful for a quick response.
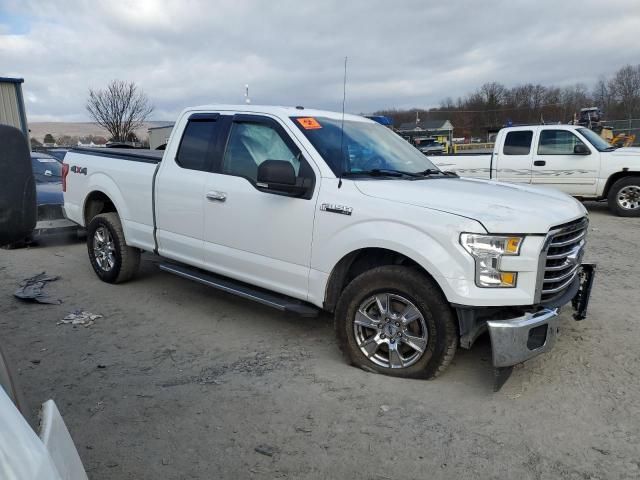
[87,212,140,283]
[608,177,640,217]
[334,266,457,379]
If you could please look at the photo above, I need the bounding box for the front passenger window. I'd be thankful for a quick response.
[222,122,299,182]
[538,130,586,155]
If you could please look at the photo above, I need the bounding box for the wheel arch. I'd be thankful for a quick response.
[323,247,449,313]
[83,190,120,226]
[603,171,640,198]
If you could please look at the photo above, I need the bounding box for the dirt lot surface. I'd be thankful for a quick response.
[1,203,639,479]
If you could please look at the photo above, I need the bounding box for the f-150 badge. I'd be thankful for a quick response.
[320,203,353,215]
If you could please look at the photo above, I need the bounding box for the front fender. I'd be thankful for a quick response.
[311,211,484,305]
[322,219,473,279]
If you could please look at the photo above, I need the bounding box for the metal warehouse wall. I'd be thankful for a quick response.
[0,78,28,137]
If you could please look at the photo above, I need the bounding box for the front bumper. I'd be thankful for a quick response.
[486,263,595,369]
[487,308,560,367]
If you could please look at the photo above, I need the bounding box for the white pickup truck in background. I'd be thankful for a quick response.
[430,125,640,216]
[62,105,595,389]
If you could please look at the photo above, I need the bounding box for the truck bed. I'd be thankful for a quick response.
[72,147,163,163]
[63,148,160,252]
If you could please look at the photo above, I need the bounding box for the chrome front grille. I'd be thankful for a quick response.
[538,217,588,303]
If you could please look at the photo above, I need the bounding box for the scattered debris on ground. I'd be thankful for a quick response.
[58,310,102,327]
[254,445,278,457]
[14,272,61,304]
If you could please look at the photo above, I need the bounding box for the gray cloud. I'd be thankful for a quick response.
[1,0,640,121]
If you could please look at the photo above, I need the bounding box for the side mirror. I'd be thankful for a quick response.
[257,160,305,195]
[0,125,36,245]
[574,144,590,155]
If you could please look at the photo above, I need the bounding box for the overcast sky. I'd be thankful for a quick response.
[1,0,640,122]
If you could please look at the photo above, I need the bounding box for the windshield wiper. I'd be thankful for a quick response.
[342,168,421,178]
[414,168,458,177]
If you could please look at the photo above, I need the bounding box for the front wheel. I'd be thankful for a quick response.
[87,212,140,283]
[608,177,640,217]
[334,266,457,379]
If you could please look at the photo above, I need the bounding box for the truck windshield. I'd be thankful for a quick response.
[577,128,616,152]
[292,117,440,177]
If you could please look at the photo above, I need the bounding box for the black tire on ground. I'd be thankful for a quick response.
[607,176,640,217]
[334,265,458,379]
[1,235,32,249]
[86,212,140,283]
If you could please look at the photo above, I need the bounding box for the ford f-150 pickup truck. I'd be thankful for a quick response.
[63,105,595,389]
[428,124,640,216]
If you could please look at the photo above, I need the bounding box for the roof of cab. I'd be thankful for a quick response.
[182,104,371,123]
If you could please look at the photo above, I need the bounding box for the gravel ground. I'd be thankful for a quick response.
[1,202,639,479]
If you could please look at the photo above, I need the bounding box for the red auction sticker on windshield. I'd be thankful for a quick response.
[296,117,322,130]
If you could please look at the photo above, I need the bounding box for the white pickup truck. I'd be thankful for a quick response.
[429,124,640,216]
[63,105,595,389]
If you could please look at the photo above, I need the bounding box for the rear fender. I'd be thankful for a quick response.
[82,173,127,226]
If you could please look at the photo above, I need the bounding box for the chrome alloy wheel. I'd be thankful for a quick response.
[93,226,116,271]
[617,185,640,210]
[353,293,428,369]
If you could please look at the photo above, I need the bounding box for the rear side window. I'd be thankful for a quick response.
[503,131,533,155]
[176,119,219,171]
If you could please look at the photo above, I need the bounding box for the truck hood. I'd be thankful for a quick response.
[354,177,586,234]
[610,147,640,157]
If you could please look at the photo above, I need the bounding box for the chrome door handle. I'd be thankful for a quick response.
[206,191,227,202]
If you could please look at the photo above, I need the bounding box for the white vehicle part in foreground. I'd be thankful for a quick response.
[0,388,87,480]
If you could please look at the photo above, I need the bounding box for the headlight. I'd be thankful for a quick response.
[460,234,523,288]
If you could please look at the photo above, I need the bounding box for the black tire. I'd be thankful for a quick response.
[334,266,457,379]
[86,212,140,283]
[607,176,640,217]
[1,235,31,249]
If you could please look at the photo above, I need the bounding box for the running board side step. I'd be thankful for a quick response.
[159,263,319,317]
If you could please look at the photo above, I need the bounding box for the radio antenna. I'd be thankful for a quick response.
[338,56,347,189]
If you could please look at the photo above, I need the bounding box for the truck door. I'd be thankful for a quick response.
[202,114,319,300]
[155,113,223,267]
[531,128,599,195]
[494,128,534,184]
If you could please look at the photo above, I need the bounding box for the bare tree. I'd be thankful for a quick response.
[592,76,613,114]
[86,80,153,142]
[609,64,640,120]
[375,63,640,137]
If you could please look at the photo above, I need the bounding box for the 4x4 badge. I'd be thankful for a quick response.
[320,203,353,216]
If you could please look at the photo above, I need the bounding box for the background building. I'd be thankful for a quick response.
[0,77,28,139]
[397,119,454,152]
[148,124,174,150]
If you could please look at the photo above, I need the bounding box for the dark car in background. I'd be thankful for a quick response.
[31,152,77,238]
[2,152,79,247]
[44,148,70,161]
